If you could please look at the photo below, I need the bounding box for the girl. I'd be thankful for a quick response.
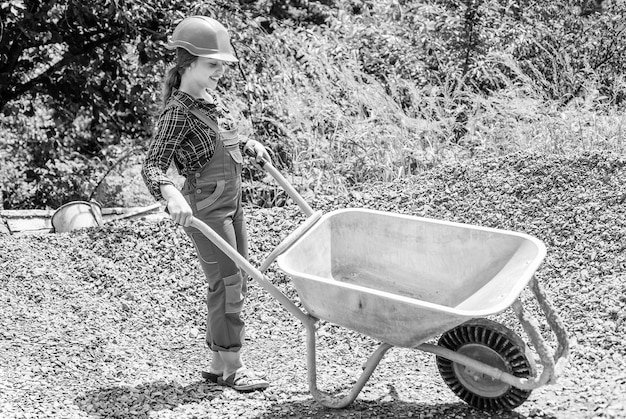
[142,15,270,392]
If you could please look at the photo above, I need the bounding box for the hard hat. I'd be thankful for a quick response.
[166,16,238,62]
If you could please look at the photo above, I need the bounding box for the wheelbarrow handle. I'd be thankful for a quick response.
[245,148,315,217]
[189,216,315,327]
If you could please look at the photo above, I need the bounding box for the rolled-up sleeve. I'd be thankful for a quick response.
[141,106,189,201]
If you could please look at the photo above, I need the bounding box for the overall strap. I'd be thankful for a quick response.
[164,94,221,138]
[188,108,221,138]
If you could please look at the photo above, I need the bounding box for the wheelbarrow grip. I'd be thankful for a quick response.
[245,147,315,217]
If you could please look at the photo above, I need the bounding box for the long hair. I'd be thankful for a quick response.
[162,48,197,107]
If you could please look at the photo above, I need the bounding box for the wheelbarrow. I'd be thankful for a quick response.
[188,158,570,412]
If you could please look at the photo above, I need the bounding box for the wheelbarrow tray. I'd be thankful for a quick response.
[276,208,546,348]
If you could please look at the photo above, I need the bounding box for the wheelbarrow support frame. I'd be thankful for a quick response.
[417,276,569,391]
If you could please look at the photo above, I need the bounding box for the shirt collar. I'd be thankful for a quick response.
[172,89,216,110]
[171,89,197,109]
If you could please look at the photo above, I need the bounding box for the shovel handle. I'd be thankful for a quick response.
[245,147,314,217]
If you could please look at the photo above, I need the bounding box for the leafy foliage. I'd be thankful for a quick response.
[1,0,625,209]
[0,0,179,207]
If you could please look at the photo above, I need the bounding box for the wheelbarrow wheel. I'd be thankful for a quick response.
[436,318,536,411]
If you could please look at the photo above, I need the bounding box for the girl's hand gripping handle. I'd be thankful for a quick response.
[244,140,271,168]
[244,144,314,217]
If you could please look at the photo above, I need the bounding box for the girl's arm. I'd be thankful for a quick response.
[142,106,192,226]
[160,184,193,227]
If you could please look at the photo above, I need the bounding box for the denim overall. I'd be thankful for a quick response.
[177,102,248,353]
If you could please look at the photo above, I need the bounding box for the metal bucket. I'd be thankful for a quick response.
[51,200,104,233]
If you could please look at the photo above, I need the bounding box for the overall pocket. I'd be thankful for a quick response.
[223,271,245,314]
[195,179,226,211]
[227,146,243,164]
[221,129,243,164]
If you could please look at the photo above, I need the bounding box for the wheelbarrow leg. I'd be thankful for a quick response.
[190,216,391,407]
[302,318,393,409]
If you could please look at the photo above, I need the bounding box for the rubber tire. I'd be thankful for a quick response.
[436,318,535,411]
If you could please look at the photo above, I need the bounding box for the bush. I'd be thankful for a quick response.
[1,0,625,209]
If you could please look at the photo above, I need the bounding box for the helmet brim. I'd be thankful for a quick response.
[166,42,239,63]
[198,52,239,63]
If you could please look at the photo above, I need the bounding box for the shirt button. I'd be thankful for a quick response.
[196,189,202,194]
[195,173,200,178]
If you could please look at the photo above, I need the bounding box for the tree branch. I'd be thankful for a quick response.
[1,30,126,109]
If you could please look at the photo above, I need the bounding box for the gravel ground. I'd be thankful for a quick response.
[1,151,624,419]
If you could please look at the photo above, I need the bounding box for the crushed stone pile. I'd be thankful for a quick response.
[1,150,624,418]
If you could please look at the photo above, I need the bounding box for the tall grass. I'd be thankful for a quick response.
[242,28,625,197]
[480,52,626,155]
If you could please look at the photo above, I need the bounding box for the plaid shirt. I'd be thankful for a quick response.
[141,89,240,201]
